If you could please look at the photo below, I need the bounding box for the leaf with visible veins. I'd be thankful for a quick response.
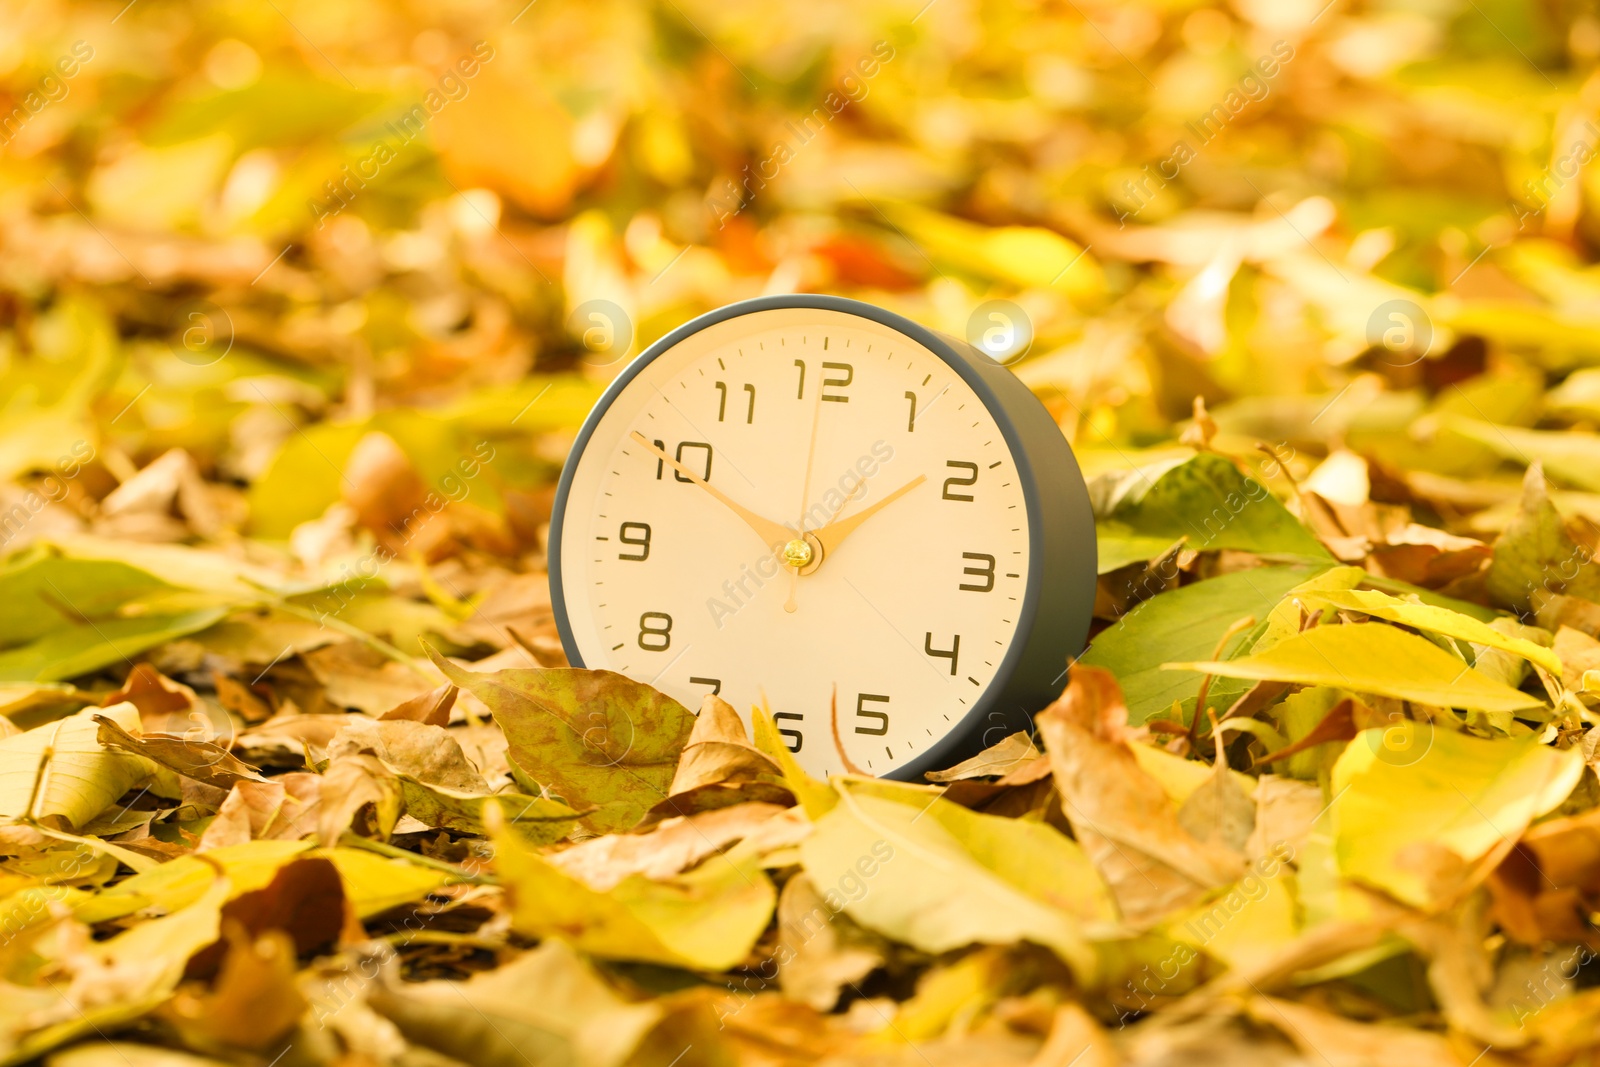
[427,646,694,833]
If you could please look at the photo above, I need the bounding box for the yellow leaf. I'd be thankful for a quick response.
[1330,729,1582,907]
[1301,588,1562,677]
[1166,624,1543,712]
[0,703,155,829]
[316,847,453,919]
[799,780,1110,982]
[74,840,313,924]
[486,802,774,971]
[751,706,835,819]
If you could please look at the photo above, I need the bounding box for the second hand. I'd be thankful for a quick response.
[785,383,827,613]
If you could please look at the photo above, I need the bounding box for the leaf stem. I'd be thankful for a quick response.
[336,831,497,885]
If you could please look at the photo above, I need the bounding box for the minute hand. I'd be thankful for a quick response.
[810,475,927,562]
[628,432,791,550]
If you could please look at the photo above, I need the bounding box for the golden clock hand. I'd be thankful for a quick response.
[810,474,928,563]
[628,432,793,551]
[784,386,826,614]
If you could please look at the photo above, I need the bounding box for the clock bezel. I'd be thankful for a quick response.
[548,294,1096,782]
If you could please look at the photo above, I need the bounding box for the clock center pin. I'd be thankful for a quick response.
[781,538,813,568]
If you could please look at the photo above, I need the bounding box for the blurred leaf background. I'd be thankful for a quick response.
[5,0,1598,549]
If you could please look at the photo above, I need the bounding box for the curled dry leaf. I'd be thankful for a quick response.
[548,801,789,891]
[0,703,157,830]
[486,801,775,971]
[775,873,886,1011]
[650,694,791,821]
[1037,666,1245,927]
[93,714,266,790]
[923,731,1041,783]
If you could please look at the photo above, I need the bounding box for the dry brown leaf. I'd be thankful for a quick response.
[379,683,457,726]
[198,775,321,849]
[548,801,788,891]
[161,923,305,1053]
[925,731,1043,783]
[775,872,885,1011]
[93,714,266,790]
[1037,666,1245,927]
[1245,997,1463,1067]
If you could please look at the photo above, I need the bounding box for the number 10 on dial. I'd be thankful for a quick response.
[549,296,1096,781]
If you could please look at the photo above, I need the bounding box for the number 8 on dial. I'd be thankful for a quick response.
[549,295,1096,781]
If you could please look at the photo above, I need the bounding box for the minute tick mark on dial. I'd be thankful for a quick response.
[989,461,1002,468]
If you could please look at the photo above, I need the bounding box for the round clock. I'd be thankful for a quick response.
[549,295,1096,781]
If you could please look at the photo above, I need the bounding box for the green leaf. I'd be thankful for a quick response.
[246,407,536,539]
[1080,563,1333,724]
[0,550,174,649]
[487,802,774,970]
[1484,464,1600,613]
[0,608,229,683]
[1094,452,1330,560]
[1330,729,1582,907]
[1166,624,1544,712]
[146,69,391,149]
[440,376,607,435]
[1094,524,1183,574]
[1441,416,1600,492]
[397,779,582,842]
[426,650,694,834]
[798,779,1113,981]
[1299,587,1562,677]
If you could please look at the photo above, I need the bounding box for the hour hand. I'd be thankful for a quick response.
[628,432,792,551]
[810,474,927,563]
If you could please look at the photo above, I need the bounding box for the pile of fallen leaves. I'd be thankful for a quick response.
[11,0,1600,1063]
[12,447,1600,1066]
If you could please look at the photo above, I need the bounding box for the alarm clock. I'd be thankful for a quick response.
[548,295,1096,781]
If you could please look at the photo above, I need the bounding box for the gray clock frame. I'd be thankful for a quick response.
[548,294,1097,782]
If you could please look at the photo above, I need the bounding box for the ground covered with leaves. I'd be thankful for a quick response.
[7,0,1600,1064]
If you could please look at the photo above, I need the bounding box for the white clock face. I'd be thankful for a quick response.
[557,307,1033,778]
